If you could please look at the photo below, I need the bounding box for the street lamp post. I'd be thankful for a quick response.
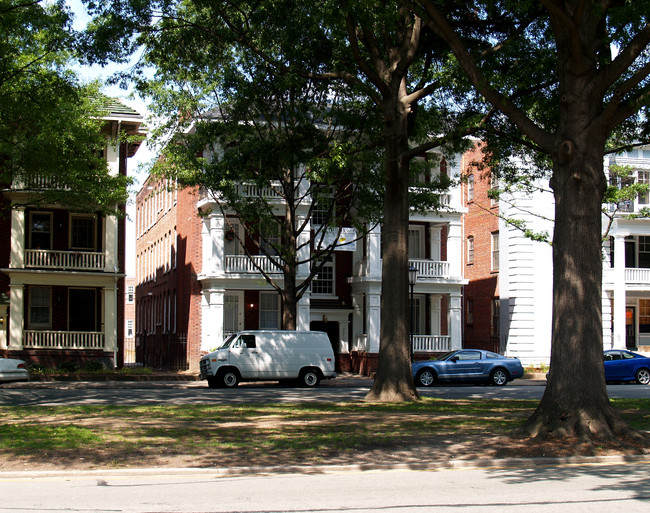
[408,265,418,362]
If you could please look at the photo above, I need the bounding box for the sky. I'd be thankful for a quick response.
[67,0,154,276]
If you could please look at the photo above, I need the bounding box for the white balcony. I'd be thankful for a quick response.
[409,259,451,279]
[225,255,282,274]
[23,330,105,350]
[24,250,106,271]
[626,267,650,284]
[354,258,451,279]
[412,335,451,353]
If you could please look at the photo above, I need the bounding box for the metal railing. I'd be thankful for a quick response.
[23,330,105,349]
[25,250,106,271]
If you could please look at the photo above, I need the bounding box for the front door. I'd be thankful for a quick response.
[626,306,636,349]
[69,288,97,331]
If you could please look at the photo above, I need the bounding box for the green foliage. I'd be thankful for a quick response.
[0,0,131,214]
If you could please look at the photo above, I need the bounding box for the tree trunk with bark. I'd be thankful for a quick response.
[366,100,419,402]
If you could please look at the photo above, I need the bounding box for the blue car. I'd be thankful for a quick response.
[412,349,524,387]
[604,350,650,385]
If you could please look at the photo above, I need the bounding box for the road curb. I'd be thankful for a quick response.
[2,454,649,480]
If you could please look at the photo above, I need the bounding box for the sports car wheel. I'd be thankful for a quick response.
[490,368,508,386]
[416,368,435,387]
[635,367,650,385]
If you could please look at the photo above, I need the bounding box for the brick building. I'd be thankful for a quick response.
[461,142,501,352]
[134,149,468,375]
[0,100,144,368]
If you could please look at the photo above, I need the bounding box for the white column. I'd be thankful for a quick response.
[367,291,381,353]
[105,215,118,271]
[104,285,117,363]
[367,225,382,278]
[201,287,225,352]
[613,234,626,349]
[296,213,311,331]
[203,215,225,275]
[297,293,310,331]
[8,284,23,350]
[10,208,25,268]
[449,292,462,350]
[430,296,441,335]
[447,220,462,279]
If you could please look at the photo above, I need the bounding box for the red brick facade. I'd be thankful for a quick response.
[462,143,500,352]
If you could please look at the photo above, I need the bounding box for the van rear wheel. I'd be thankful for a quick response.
[299,369,321,387]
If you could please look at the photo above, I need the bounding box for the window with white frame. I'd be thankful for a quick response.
[29,212,52,250]
[126,320,134,338]
[259,292,280,329]
[70,214,97,250]
[29,286,51,328]
[491,232,500,271]
[467,174,474,202]
[467,236,474,264]
[312,256,335,296]
[126,285,135,303]
[408,225,425,259]
[312,188,335,226]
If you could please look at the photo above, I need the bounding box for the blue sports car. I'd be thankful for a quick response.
[412,349,524,387]
[604,350,650,385]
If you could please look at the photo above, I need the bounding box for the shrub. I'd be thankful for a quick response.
[59,361,80,373]
[83,361,105,373]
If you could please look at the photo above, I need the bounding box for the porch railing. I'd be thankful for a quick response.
[23,330,105,350]
[25,249,106,271]
[626,267,650,284]
[412,335,451,353]
[236,183,283,199]
[409,259,451,279]
[225,255,282,273]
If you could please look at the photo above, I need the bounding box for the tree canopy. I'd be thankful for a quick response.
[0,0,132,213]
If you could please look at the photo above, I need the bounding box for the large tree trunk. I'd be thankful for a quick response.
[366,102,419,402]
[521,137,629,441]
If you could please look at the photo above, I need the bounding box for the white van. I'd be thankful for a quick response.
[199,330,337,388]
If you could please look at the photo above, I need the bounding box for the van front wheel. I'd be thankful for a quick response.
[219,369,240,388]
[299,369,321,388]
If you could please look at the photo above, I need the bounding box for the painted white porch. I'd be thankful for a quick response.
[225,255,282,273]
[24,249,106,271]
[23,330,105,350]
[352,334,451,353]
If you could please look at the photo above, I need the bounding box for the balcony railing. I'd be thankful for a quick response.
[354,259,451,279]
[24,250,106,271]
[412,335,451,353]
[23,330,105,350]
[626,267,650,284]
[409,259,451,279]
[225,255,282,273]
[236,183,284,199]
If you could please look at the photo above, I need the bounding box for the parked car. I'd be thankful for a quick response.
[412,349,524,387]
[0,356,29,383]
[604,349,650,385]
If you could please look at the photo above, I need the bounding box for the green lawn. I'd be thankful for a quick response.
[1,398,648,470]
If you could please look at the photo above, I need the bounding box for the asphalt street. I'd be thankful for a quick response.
[1,377,649,405]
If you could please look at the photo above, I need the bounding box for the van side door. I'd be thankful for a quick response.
[231,335,272,379]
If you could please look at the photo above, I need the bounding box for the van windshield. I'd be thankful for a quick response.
[218,334,238,349]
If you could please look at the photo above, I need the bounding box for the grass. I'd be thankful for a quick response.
[0,398,648,470]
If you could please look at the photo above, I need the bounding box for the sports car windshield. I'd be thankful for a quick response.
[435,351,459,361]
